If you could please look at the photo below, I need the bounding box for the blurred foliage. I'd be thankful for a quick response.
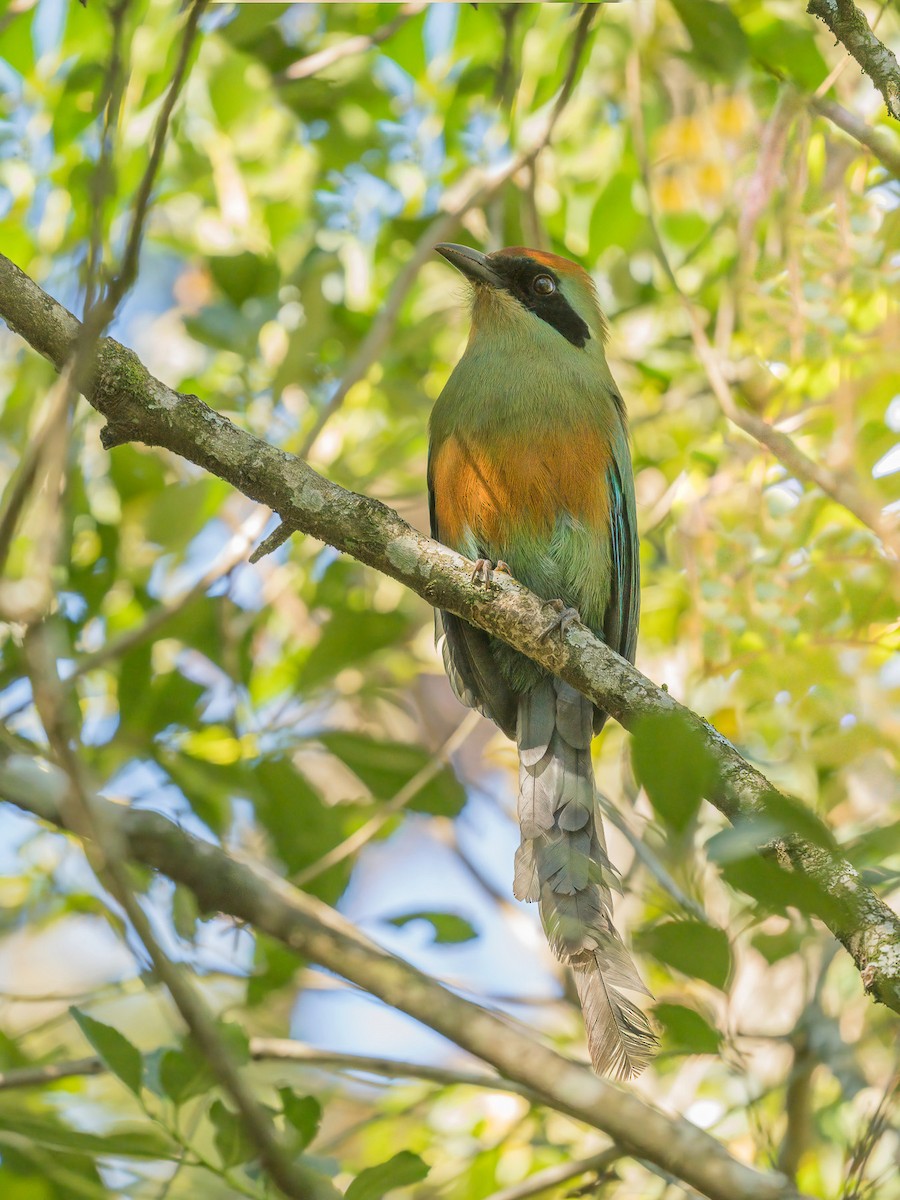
[0,1,899,1198]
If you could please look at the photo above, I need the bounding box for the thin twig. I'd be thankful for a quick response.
[84,0,131,315]
[0,368,73,589]
[73,507,268,677]
[277,2,427,82]
[293,709,481,888]
[0,1037,545,1101]
[483,1148,623,1200]
[0,1056,105,1091]
[595,793,708,924]
[101,0,207,321]
[809,95,900,176]
[249,1038,543,1100]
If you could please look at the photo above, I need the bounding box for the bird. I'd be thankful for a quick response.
[428,242,656,1079]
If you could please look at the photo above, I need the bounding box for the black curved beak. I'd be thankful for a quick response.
[435,243,503,288]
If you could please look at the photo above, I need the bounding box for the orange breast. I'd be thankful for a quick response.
[431,426,611,549]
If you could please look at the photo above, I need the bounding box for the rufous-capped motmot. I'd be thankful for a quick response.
[428,243,656,1079]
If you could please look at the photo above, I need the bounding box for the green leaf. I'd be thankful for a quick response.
[345,1151,430,1200]
[209,251,280,306]
[248,936,303,1006]
[156,1023,248,1106]
[715,852,843,924]
[655,1002,721,1054]
[387,911,478,944]
[636,920,732,990]
[752,926,804,964]
[631,712,718,832]
[298,610,411,692]
[210,1099,257,1168]
[252,758,361,897]
[157,1044,214,1105]
[320,733,466,817]
[70,1009,143,1096]
[0,1106,175,1158]
[183,304,258,354]
[844,819,900,868]
[744,15,828,90]
[171,883,200,941]
[670,0,748,74]
[589,173,644,256]
[279,1089,322,1150]
[756,791,836,852]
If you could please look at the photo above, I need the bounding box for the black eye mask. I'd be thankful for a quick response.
[487,255,591,349]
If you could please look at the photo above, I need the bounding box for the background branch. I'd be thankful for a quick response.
[0,753,800,1200]
[277,2,428,83]
[483,1147,623,1200]
[0,1036,544,1103]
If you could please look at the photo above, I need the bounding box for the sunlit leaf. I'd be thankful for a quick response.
[636,920,732,990]
[631,712,719,832]
[279,1089,322,1150]
[70,1009,143,1096]
[345,1151,430,1200]
[387,911,478,944]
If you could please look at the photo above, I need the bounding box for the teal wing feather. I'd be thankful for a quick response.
[603,436,640,665]
[590,428,639,734]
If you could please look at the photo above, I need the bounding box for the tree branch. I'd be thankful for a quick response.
[0,248,898,1016]
[0,1036,541,1102]
[810,95,900,176]
[483,1147,623,1200]
[808,0,900,121]
[277,2,427,83]
[0,753,801,1200]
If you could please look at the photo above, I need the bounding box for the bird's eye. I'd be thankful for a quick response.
[532,274,556,296]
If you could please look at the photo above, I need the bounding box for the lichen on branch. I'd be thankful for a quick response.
[808,0,900,120]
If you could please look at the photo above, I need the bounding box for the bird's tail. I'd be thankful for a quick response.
[513,677,657,1079]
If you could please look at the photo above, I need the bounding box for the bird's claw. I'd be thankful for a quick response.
[540,598,581,640]
[471,558,511,586]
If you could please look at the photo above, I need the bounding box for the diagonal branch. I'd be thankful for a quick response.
[0,753,801,1200]
[482,1148,623,1200]
[277,2,427,83]
[0,248,898,1017]
[809,94,900,176]
[808,0,900,120]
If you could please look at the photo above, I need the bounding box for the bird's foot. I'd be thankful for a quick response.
[540,598,581,640]
[471,558,511,586]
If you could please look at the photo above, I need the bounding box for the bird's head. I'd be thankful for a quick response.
[435,243,608,353]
